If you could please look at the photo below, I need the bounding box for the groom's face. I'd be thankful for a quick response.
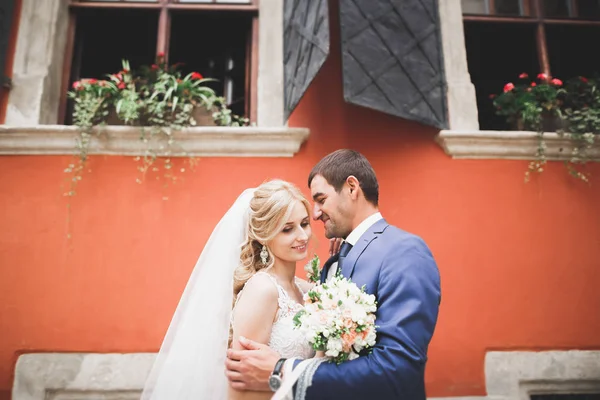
[310,175,353,239]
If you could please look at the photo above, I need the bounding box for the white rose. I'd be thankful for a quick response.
[350,305,367,322]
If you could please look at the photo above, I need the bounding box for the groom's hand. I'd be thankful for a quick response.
[329,237,342,256]
[225,336,279,391]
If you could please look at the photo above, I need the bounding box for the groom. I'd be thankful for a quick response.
[225,149,441,399]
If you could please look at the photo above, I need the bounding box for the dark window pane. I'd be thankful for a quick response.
[543,0,572,17]
[169,11,251,117]
[74,9,158,80]
[576,0,600,19]
[495,0,522,15]
[464,21,539,130]
[67,8,159,124]
[547,24,600,79]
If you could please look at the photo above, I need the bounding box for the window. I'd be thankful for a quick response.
[461,0,600,130]
[60,0,259,125]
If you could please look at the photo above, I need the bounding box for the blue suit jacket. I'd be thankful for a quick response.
[295,219,441,399]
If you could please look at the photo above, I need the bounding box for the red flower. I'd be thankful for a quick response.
[89,78,98,84]
[118,82,126,89]
[191,72,203,80]
[519,72,528,79]
[537,73,548,80]
[580,76,588,83]
[531,82,537,87]
[157,52,165,58]
[151,64,159,70]
[72,81,81,89]
[550,78,563,86]
[503,82,515,92]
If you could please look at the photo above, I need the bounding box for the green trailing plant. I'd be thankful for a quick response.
[492,72,597,182]
[65,53,250,196]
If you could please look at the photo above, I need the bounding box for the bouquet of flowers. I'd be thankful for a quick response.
[293,275,378,364]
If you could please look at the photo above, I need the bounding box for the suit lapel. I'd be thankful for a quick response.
[320,253,339,284]
[341,219,389,279]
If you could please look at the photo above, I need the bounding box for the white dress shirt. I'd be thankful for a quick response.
[326,212,383,280]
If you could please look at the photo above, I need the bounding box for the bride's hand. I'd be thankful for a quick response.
[315,350,326,358]
[329,238,342,256]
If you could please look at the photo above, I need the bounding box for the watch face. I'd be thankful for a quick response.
[269,375,282,391]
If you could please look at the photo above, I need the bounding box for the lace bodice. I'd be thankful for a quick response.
[233,271,315,360]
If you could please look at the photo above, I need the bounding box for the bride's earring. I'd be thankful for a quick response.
[260,245,269,265]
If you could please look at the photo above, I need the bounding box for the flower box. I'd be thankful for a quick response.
[491,72,599,181]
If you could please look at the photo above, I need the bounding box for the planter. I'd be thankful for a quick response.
[105,106,216,127]
[106,109,138,126]
[191,106,216,127]
[511,114,568,133]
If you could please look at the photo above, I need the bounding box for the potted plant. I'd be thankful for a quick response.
[65,53,250,195]
[491,73,598,182]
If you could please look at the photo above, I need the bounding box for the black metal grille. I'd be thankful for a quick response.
[339,0,448,129]
[283,0,330,120]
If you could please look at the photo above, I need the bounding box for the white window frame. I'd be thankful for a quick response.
[0,0,309,157]
[436,0,600,161]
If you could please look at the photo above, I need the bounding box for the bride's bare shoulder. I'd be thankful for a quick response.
[238,272,279,303]
[232,272,279,343]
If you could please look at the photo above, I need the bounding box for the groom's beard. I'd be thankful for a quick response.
[320,215,350,240]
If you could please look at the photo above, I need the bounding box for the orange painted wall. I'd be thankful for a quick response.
[1,2,600,399]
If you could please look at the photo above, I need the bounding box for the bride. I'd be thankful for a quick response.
[141,180,324,400]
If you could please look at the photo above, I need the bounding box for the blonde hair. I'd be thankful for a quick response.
[229,180,311,345]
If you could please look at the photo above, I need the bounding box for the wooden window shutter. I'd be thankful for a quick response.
[0,0,15,92]
[340,0,448,129]
[283,0,330,120]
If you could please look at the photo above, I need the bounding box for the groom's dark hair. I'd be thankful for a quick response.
[308,149,379,206]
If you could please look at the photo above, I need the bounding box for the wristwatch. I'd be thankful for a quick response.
[268,358,287,392]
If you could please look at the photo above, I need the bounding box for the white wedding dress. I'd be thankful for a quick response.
[233,271,315,360]
[141,189,315,400]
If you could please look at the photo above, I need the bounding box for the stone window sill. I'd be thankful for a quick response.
[0,125,310,157]
[436,130,600,161]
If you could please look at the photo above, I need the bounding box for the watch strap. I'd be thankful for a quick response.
[272,357,287,377]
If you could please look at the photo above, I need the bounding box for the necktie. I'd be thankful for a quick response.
[320,241,354,283]
[337,241,353,274]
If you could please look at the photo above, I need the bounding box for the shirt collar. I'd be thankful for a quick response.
[345,212,383,246]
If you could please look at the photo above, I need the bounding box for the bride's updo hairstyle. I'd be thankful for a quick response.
[233,179,311,304]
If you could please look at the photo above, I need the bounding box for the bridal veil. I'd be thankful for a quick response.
[141,188,255,399]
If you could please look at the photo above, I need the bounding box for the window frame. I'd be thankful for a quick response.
[59,0,260,125]
[2,0,304,157]
[435,0,600,160]
[463,0,600,79]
